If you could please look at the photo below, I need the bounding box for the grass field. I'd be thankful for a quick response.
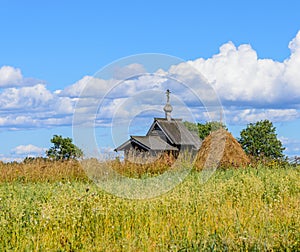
[0,161,299,251]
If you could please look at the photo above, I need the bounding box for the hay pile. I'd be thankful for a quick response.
[195,129,250,170]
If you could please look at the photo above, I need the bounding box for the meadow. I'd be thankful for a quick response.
[0,160,299,251]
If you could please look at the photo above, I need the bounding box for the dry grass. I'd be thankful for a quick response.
[0,154,179,183]
[111,153,177,178]
[0,159,88,183]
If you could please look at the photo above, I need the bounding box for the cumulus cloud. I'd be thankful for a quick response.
[11,144,46,155]
[0,84,53,110]
[282,31,300,99]
[228,108,300,124]
[61,73,166,100]
[184,31,300,107]
[0,83,77,129]
[0,66,23,87]
[187,44,283,104]
[112,63,147,79]
[0,144,48,162]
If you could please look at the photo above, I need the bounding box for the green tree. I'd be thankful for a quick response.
[184,121,226,139]
[183,121,199,133]
[238,120,285,160]
[46,135,83,160]
[197,121,227,140]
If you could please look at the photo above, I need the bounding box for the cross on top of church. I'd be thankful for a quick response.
[166,89,171,103]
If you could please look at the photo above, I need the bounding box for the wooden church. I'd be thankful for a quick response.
[114,90,202,159]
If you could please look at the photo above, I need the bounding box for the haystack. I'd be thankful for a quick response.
[195,129,250,170]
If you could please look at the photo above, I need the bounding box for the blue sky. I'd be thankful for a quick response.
[1,1,300,161]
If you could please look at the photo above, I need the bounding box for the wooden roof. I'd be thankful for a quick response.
[114,135,178,152]
[147,118,202,149]
[115,118,202,152]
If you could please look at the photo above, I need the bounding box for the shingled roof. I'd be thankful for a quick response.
[147,118,202,150]
[115,135,178,152]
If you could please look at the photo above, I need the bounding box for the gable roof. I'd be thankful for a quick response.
[114,135,178,152]
[132,136,178,151]
[147,118,202,149]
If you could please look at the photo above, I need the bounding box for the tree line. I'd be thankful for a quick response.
[43,119,285,162]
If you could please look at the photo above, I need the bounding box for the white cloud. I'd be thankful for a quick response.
[0,81,78,129]
[0,115,36,127]
[0,154,23,163]
[112,63,146,80]
[228,108,300,124]
[0,66,23,87]
[59,75,93,97]
[183,31,300,106]
[11,144,46,155]
[0,84,53,110]
[61,73,167,100]
[55,97,75,114]
[282,31,300,99]
[279,137,300,156]
[0,144,47,162]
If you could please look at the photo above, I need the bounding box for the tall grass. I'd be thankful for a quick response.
[0,159,87,183]
[0,164,299,251]
[0,155,177,183]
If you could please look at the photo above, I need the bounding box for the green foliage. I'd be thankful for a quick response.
[239,120,285,160]
[184,121,226,140]
[46,135,83,160]
[183,121,199,133]
[197,121,227,139]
